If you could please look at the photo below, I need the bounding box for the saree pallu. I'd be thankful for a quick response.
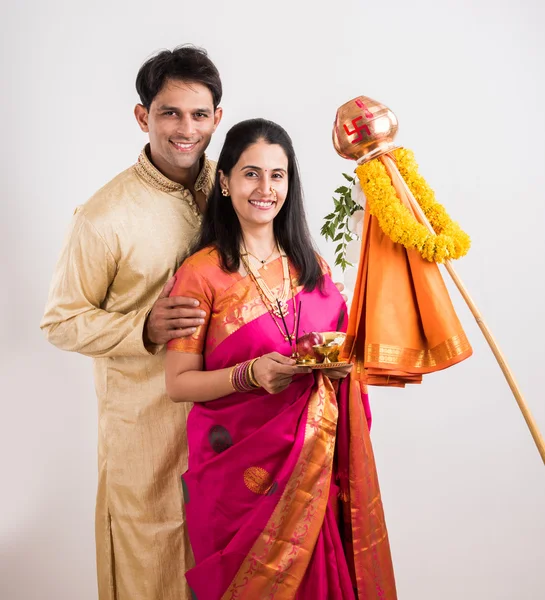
[343,153,472,387]
[168,248,397,599]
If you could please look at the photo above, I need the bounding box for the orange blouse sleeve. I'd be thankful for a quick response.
[166,261,214,355]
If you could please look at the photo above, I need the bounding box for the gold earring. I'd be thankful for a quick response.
[221,188,229,197]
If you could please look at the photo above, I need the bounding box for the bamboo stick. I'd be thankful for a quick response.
[382,155,545,465]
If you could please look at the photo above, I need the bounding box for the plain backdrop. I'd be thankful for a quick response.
[1,1,544,598]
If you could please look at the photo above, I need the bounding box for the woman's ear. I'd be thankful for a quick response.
[218,170,228,191]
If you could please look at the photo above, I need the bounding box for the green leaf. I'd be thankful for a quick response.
[334,232,343,241]
[344,233,352,242]
[324,213,335,220]
[334,186,349,194]
[342,173,354,182]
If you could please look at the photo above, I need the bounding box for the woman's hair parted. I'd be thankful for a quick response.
[190,118,323,292]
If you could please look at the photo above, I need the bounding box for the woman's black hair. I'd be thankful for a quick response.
[191,118,322,291]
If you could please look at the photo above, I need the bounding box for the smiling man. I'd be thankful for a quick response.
[41,44,348,600]
[41,46,222,600]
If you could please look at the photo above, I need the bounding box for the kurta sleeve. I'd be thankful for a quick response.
[167,261,213,355]
[40,211,155,358]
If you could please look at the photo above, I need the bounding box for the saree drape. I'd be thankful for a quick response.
[167,247,397,599]
[342,153,473,387]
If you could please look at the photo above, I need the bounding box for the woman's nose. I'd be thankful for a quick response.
[256,174,273,196]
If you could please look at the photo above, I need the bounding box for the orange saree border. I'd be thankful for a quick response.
[168,253,303,356]
[222,374,338,600]
[347,379,397,599]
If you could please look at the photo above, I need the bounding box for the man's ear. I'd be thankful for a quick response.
[134,104,149,133]
[212,107,223,133]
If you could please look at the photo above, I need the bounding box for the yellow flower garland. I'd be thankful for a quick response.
[356,148,471,262]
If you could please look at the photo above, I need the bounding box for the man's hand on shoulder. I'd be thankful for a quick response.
[144,277,206,345]
[334,281,348,303]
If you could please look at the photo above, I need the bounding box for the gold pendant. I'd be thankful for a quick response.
[272,302,289,318]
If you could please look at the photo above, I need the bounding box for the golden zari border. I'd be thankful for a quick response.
[169,257,304,357]
[135,145,213,194]
[222,374,338,600]
[168,250,334,357]
[365,332,471,371]
[347,379,397,598]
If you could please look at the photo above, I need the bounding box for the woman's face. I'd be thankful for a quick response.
[219,140,289,229]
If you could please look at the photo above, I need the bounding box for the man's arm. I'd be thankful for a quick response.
[41,212,204,358]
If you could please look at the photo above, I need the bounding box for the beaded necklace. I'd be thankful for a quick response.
[240,252,299,343]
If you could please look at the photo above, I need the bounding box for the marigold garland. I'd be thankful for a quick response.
[355,148,471,262]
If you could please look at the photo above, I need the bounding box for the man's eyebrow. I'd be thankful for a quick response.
[156,106,212,113]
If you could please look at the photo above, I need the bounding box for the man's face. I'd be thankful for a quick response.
[135,79,222,182]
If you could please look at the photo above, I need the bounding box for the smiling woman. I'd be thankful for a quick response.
[219,141,288,229]
[192,118,323,290]
[164,118,397,599]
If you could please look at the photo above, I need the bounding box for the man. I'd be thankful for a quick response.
[41,45,221,600]
[42,44,346,600]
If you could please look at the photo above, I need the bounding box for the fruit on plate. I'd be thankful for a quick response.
[296,332,324,362]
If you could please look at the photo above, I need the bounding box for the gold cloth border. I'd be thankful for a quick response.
[222,374,338,600]
[347,379,397,598]
[363,331,472,371]
[168,253,304,356]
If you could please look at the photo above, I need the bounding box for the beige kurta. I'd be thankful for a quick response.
[41,146,215,600]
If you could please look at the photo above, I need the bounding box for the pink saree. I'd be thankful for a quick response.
[168,248,397,600]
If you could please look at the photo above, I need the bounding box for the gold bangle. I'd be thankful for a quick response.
[248,358,260,388]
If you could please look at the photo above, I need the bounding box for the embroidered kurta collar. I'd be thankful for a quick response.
[135,144,213,194]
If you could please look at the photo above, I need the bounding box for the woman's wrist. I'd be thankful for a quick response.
[248,358,260,388]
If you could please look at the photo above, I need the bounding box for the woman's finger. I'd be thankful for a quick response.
[323,367,352,379]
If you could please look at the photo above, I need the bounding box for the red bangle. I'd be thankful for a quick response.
[230,360,259,393]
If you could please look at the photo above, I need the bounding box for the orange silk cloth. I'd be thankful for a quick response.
[341,154,472,387]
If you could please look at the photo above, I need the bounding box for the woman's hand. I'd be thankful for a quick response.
[321,363,353,380]
[252,352,312,395]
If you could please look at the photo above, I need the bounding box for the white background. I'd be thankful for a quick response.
[1,0,544,598]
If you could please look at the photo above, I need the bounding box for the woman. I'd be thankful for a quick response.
[165,119,397,599]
